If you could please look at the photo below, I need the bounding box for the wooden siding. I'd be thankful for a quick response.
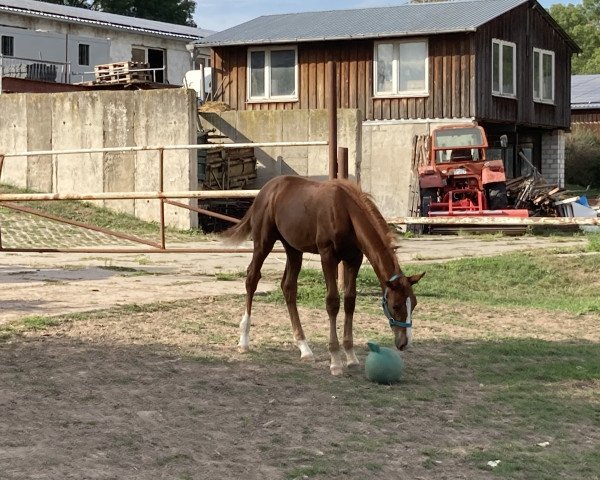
[211,4,574,128]
[474,3,574,129]
[212,34,475,121]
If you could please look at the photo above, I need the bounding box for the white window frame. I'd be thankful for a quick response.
[533,47,555,104]
[373,39,429,97]
[247,46,298,102]
[492,38,517,98]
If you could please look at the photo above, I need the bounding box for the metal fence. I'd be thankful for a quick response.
[0,55,70,90]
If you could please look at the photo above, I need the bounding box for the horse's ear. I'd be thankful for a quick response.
[408,272,425,285]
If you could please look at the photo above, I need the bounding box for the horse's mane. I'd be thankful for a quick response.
[335,180,397,250]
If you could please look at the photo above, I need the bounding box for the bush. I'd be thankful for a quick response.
[565,128,600,187]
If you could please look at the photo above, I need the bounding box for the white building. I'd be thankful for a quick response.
[0,0,212,85]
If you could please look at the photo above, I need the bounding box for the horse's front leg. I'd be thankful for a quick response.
[342,254,363,368]
[321,250,343,376]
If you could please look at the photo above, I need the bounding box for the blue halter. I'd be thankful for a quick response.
[381,273,413,328]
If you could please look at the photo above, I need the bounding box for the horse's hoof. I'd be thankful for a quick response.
[300,353,315,362]
[238,345,249,353]
[330,366,344,376]
[347,360,360,369]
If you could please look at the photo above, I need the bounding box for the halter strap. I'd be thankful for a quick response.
[381,273,413,328]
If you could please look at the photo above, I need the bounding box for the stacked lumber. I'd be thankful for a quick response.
[507,175,599,218]
[202,147,257,190]
[94,61,152,84]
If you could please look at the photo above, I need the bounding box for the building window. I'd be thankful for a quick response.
[1,36,14,56]
[78,44,90,66]
[247,46,297,100]
[533,48,554,103]
[374,40,428,96]
[492,39,516,97]
[132,46,165,83]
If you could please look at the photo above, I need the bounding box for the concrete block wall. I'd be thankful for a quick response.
[199,109,362,185]
[541,129,565,187]
[0,89,197,229]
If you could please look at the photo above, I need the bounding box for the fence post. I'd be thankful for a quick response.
[327,61,337,180]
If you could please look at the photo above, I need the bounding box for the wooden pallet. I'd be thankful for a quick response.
[94,61,152,84]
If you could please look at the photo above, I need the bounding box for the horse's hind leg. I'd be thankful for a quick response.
[281,244,314,361]
[342,253,363,368]
[238,236,276,353]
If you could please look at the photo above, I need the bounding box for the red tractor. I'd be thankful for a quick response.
[418,124,529,219]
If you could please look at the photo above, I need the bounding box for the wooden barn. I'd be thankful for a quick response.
[197,0,579,216]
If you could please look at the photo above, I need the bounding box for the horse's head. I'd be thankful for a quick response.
[382,272,425,350]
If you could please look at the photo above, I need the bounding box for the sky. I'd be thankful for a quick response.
[193,0,582,33]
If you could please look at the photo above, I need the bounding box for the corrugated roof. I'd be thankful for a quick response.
[0,0,212,40]
[572,75,600,110]
[199,0,530,46]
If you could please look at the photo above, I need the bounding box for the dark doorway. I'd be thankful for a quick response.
[148,48,165,83]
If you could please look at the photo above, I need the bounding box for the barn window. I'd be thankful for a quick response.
[247,46,297,101]
[78,44,90,66]
[374,40,428,96]
[533,48,554,103]
[1,36,14,57]
[492,39,516,97]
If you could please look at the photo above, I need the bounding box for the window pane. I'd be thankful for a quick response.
[502,44,514,95]
[376,43,393,93]
[270,49,295,96]
[533,51,540,99]
[492,42,500,93]
[542,52,553,101]
[399,42,426,91]
[250,51,265,97]
[132,48,146,63]
[2,36,14,56]
[78,44,90,66]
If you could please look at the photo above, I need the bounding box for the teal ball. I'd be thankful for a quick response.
[365,340,404,384]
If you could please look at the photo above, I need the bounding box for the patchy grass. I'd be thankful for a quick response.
[262,251,600,315]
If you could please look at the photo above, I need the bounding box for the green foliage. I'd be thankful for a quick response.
[549,0,600,74]
[38,0,196,26]
[565,129,600,187]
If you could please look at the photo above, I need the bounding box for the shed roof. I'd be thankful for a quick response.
[0,0,212,40]
[571,75,600,110]
[199,0,575,49]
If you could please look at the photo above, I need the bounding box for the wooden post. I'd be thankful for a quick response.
[327,61,337,180]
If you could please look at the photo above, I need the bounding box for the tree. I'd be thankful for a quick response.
[549,0,600,74]
[38,0,197,27]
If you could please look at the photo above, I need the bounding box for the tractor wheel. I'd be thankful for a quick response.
[420,188,436,217]
[487,182,508,210]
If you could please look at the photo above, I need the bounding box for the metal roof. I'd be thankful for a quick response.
[199,0,531,46]
[572,75,600,110]
[0,0,212,40]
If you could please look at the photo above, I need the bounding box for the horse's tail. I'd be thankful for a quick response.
[221,203,254,245]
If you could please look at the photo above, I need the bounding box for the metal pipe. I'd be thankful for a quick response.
[327,61,337,180]
[0,190,260,201]
[3,141,328,158]
[0,247,287,254]
[158,148,166,249]
[387,216,600,225]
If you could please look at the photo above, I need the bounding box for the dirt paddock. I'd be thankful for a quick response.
[0,235,594,479]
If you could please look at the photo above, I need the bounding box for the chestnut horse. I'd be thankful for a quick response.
[223,176,424,375]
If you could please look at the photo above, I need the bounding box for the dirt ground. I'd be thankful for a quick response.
[0,235,585,325]
[0,235,595,480]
